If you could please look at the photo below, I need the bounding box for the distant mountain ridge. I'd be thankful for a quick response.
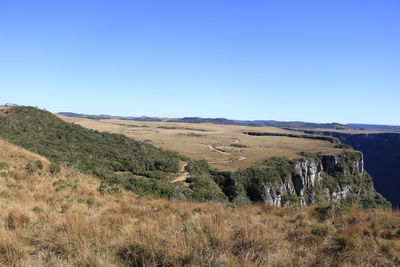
[58,112,165,122]
[347,123,400,132]
[58,112,400,131]
[58,112,360,130]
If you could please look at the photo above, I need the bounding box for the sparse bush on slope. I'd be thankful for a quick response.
[25,160,43,173]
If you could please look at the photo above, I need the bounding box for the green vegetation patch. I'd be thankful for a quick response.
[213,157,295,203]
[26,160,43,173]
[334,144,353,149]
[311,226,330,237]
[0,107,181,178]
[49,163,61,176]
[282,194,300,205]
[186,160,211,176]
[186,176,227,202]
[230,143,248,148]
[0,162,9,170]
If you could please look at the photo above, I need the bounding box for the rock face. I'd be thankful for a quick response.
[263,152,368,207]
[294,130,400,207]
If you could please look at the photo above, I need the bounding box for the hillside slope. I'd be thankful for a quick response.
[0,106,181,177]
[0,139,399,266]
[0,106,228,202]
[0,106,389,208]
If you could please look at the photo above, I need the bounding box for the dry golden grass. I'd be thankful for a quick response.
[0,139,399,266]
[58,115,345,171]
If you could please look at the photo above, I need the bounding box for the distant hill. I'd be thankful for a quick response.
[58,112,353,130]
[58,112,163,122]
[347,123,400,131]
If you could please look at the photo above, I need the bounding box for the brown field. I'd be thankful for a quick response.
[58,115,346,171]
[0,138,399,266]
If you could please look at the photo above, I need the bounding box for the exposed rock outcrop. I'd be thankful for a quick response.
[263,152,369,207]
[290,130,400,207]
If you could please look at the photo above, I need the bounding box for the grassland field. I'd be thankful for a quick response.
[59,115,347,171]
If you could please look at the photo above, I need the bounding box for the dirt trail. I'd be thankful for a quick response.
[207,139,247,161]
[207,145,229,154]
[172,162,189,183]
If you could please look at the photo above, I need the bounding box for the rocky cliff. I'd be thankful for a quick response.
[213,150,389,208]
[294,130,400,208]
[261,151,388,208]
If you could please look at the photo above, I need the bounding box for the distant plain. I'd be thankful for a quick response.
[59,115,346,171]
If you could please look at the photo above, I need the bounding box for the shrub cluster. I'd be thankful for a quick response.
[25,160,43,173]
[213,157,295,203]
[230,143,248,148]
[0,162,8,170]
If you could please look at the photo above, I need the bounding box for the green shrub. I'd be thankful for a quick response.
[334,144,353,149]
[186,160,211,176]
[26,160,43,173]
[230,143,248,148]
[297,151,322,160]
[123,176,188,200]
[311,226,330,236]
[49,163,61,176]
[360,193,391,209]
[0,162,8,170]
[314,204,335,221]
[228,158,294,202]
[231,195,252,206]
[117,243,171,267]
[98,181,121,195]
[180,221,198,232]
[329,236,355,254]
[53,179,78,192]
[381,221,396,230]
[186,176,227,202]
[282,194,300,205]
[340,194,360,206]
[212,171,247,202]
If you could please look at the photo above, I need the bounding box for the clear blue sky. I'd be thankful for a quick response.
[1,0,399,124]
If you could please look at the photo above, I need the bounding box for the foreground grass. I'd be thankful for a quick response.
[0,141,400,266]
